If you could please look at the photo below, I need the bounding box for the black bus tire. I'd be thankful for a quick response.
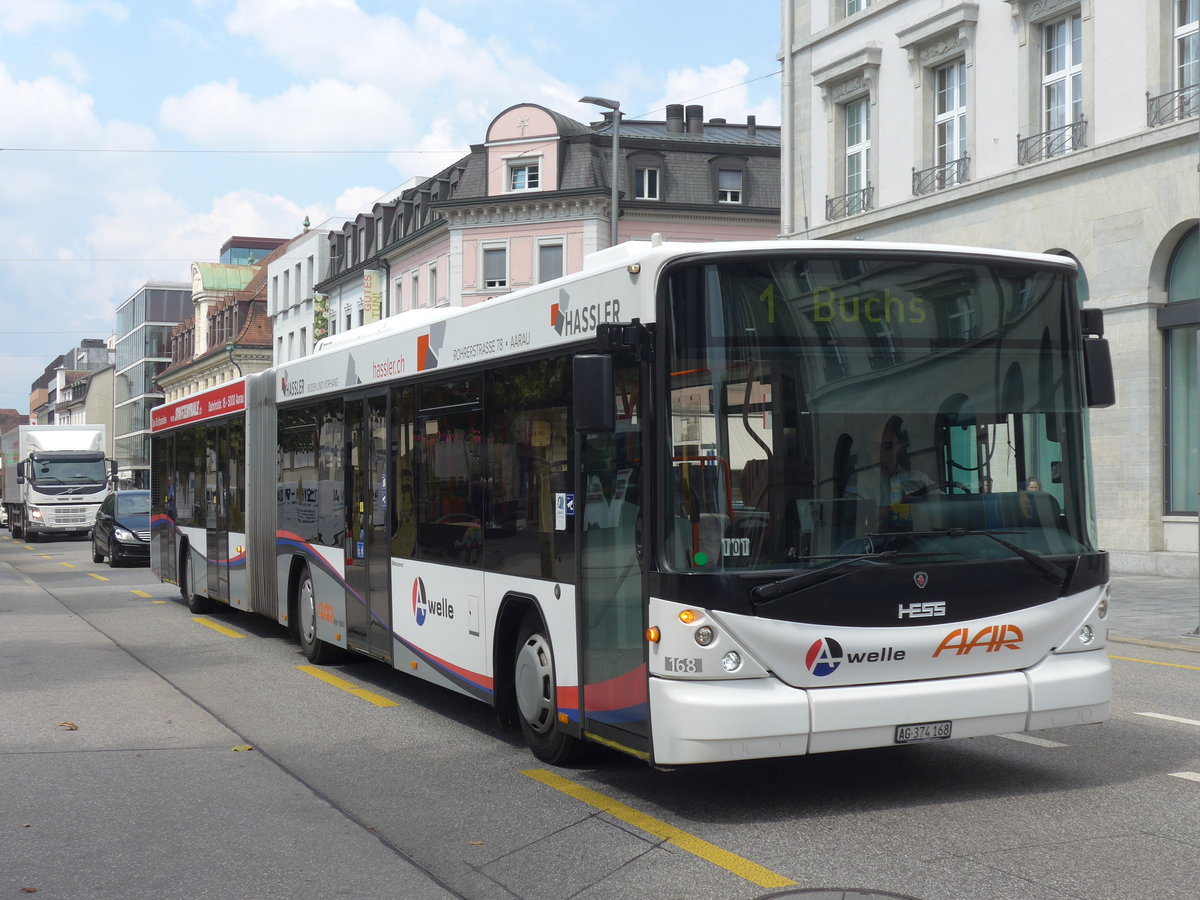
[181,548,214,614]
[296,563,342,665]
[514,613,583,765]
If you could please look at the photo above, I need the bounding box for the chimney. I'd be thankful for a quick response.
[686,104,704,135]
[666,104,685,133]
[747,115,757,138]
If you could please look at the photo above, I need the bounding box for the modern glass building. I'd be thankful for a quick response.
[114,283,192,487]
[220,236,288,266]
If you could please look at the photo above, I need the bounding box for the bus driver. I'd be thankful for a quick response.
[852,416,939,531]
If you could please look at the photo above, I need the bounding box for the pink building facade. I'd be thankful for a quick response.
[315,101,781,330]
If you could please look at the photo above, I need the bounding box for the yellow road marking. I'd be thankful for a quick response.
[191,617,246,639]
[152,600,168,605]
[1111,655,1200,672]
[40,554,52,559]
[131,590,152,598]
[522,768,797,889]
[295,665,399,707]
[60,562,76,568]
[87,573,109,581]
[24,545,35,551]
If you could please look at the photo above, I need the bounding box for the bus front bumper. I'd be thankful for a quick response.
[647,649,1110,766]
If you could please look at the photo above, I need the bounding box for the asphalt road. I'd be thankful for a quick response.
[3,533,1199,900]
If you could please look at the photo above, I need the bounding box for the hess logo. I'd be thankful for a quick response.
[411,577,453,627]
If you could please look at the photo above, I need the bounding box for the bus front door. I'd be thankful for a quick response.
[578,357,650,757]
[344,393,393,662]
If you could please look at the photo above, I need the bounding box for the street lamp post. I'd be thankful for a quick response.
[226,342,243,379]
[580,95,621,247]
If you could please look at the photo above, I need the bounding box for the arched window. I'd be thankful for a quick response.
[1162,226,1200,513]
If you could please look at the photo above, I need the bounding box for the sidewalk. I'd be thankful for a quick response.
[0,558,461,900]
[1109,572,1200,651]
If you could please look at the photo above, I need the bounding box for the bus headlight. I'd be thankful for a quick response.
[694,625,715,647]
[1078,624,1095,645]
[721,651,742,672]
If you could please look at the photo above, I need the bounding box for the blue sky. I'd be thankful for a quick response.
[0,0,782,413]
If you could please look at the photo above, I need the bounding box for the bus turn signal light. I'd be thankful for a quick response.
[646,626,661,643]
[679,609,698,624]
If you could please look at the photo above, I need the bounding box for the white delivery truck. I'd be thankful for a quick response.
[3,424,114,541]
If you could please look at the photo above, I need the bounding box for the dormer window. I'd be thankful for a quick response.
[717,169,744,203]
[507,159,540,192]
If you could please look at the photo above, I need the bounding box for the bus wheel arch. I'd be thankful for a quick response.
[506,599,584,765]
[493,594,539,732]
[286,555,308,643]
[291,556,343,665]
[179,540,213,614]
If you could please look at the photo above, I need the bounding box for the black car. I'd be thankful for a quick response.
[92,490,151,567]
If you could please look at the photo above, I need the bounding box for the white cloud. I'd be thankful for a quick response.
[50,49,89,84]
[159,78,418,149]
[0,0,127,35]
[333,186,386,218]
[656,60,779,125]
[0,62,152,149]
[87,188,322,267]
[212,1,577,150]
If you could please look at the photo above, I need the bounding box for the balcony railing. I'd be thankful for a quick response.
[912,157,970,196]
[825,185,874,221]
[1017,117,1087,165]
[1147,86,1200,126]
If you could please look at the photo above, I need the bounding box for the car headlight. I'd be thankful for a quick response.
[114,526,135,542]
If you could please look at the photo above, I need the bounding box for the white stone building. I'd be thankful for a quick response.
[782,0,1200,575]
[267,218,343,365]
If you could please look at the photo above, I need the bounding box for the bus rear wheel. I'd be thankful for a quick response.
[514,613,583,765]
[296,564,342,665]
[180,549,213,614]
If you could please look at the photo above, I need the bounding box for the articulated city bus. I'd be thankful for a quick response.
[151,237,1115,767]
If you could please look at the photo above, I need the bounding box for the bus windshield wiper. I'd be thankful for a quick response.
[751,551,903,603]
[913,528,1067,585]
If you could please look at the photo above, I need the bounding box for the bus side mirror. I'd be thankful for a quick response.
[573,354,615,432]
[1083,338,1115,408]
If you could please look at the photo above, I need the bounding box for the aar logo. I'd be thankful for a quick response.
[933,624,1024,657]
[412,577,428,626]
[805,637,843,677]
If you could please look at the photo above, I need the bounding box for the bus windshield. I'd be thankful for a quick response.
[664,252,1097,574]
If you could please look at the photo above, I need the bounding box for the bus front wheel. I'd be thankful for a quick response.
[514,613,582,765]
